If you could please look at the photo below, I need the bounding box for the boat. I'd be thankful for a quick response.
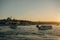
[36,25,52,30]
[10,25,17,29]
[9,22,17,29]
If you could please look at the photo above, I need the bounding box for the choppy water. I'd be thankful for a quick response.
[0,25,60,40]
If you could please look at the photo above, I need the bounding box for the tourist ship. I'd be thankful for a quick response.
[36,25,52,30]
[9,22,17,29]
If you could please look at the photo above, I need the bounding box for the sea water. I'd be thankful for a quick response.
[0,24,60,40]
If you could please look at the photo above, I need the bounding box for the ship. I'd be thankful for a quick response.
[36,25,52,30]
[9,22,17,29]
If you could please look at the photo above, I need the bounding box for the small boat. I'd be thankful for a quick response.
[9,22,17,29]
[10,25,17,29]
[36,25,52,30]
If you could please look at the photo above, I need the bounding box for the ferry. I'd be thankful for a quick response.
[9,22,17,29]
[36,25,52,30]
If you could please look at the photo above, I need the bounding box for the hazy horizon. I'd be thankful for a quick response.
[0,0,60,22]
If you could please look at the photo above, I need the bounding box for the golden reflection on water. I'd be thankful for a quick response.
[57,37,60,40]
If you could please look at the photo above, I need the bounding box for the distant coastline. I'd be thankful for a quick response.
[0,17,60,26]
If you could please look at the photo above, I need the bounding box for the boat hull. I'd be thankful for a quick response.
[36,25,52,30]
[10,25,17,29]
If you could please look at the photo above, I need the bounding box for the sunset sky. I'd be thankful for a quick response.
[0,0,60,22]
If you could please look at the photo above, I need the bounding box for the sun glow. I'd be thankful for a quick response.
[57,15,60,22]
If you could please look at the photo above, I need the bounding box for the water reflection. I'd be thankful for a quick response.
[0,25,60,40]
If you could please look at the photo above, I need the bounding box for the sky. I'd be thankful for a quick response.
[0,0,60,22]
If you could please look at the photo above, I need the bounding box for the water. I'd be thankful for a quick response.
[0,25,60,40]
